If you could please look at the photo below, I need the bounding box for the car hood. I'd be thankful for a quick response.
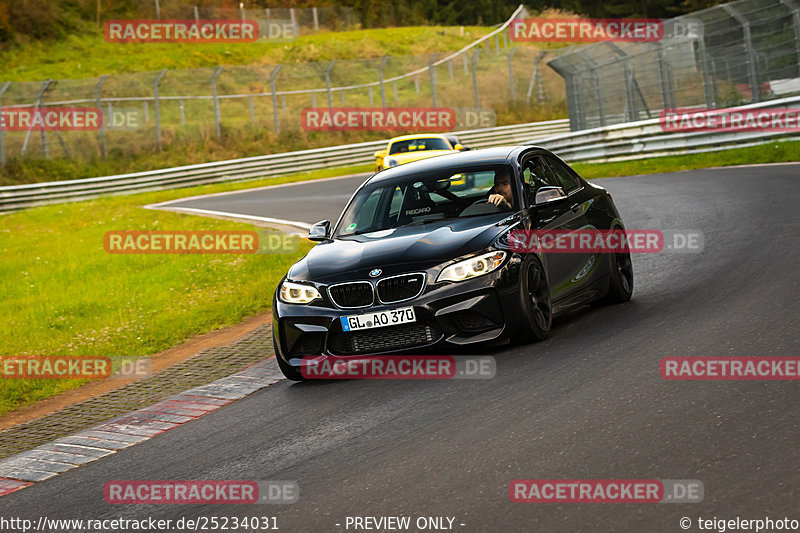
[289,214,513,282]
[388,150,456,165]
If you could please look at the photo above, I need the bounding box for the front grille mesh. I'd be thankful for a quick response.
[377,274,424,303]
[330,322,440,355]
[329,282,373,308]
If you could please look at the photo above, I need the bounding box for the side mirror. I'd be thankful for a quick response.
[374,150,387,158]
[308,220,331,242]
[534,186,567,206]
[453,143,464,151]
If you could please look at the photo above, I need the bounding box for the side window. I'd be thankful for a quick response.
[543,154,581,192]
[520,155,557,205]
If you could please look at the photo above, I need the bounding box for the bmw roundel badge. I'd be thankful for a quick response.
[369,268,382,278]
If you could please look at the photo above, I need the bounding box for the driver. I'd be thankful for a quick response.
[487,168,513,209]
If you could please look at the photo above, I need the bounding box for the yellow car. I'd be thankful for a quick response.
[374,134,467,172]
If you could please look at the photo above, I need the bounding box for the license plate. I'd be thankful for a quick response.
[340,307,416,332]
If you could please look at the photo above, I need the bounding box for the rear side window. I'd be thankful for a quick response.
[543,154,581,192]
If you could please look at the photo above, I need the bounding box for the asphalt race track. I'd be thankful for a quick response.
[3,164,799,531]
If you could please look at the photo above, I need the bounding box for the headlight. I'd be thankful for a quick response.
[437,251,506,283]
[386,158,399,168]
[279,280,321,304]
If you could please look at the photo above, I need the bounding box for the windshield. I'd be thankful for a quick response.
[388,137,451,155]
[335,166,515,238]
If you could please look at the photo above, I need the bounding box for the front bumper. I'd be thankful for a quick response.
[272,259,523,368]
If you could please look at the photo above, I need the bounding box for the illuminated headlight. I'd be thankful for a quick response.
[437,251,506,283]
[386,158,399,168]
[279,281,321,304]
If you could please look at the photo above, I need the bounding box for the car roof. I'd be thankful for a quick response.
[368,146,533,185]
[387,133,449,143]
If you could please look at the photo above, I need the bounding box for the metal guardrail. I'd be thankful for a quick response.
[3,94,798,213]
[0,119,569,213]
[535,96,800,163]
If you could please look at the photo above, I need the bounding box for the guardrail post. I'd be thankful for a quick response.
[22,79,51,157]
[153,69,167,151]
[269,64,282,133]
[429,53,439,107]
[378,56,390,109]
[211,66,223,139]
[324,61,335,108]
[506,47,517,100]
[470,50,481,108]
[0,81,9,167]
[95,75,108,159]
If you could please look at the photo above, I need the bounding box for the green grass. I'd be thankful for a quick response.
[0,26,494,81]
[0,163,377,416]
[573,140,800,179]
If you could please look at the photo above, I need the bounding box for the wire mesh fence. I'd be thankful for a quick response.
[547,0,800,130]
[0,5,573,167]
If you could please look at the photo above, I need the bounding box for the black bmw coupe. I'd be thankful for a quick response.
[272,146,633,380]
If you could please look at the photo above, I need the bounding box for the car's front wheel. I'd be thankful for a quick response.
[513,258,552,344]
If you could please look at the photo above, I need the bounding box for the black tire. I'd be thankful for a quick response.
[512,258,552,344]
[277,354,306,381]
[596,248,634,305]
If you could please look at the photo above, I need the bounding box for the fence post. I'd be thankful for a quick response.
[153,69,167,151]
[95,75,108,159]
[269,65,282,133]
[393,81,398,103]
[154,0,160,19]
[429,53,439,107]
[463,54,469,75]
[527,51,546,104]
[506,47,517,100]
[471,50,481,108]
[179,100,186,125]
[368,87,374,106]
[722,4,759,103]
[0,82,9,167]
[22,79,51,157]
[211,66,223,139]
[414,75,420,94]
[290,8,298,36]
[312,7,319,31]
[495,33,501,55]
[448,59,454,81]
[248,96,255,122]
[194,6,199,25]
[324,61,335,108]
[378,56,390,109]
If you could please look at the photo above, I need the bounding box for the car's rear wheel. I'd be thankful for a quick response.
[596,248,634,305]
[513,259,552,344]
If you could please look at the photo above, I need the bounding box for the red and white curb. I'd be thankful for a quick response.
[0,358,285,497]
